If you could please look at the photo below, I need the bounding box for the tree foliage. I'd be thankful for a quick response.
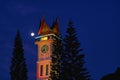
[101,67,120,80]
[10,31,28,80]
[49,36,62,80]
[61,20,91,80]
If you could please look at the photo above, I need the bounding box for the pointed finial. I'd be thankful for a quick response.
[51,17,60,36]
[38,17,52,35]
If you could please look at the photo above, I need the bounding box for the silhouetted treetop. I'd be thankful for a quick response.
[10,30,28,80]
[101,67,120,80]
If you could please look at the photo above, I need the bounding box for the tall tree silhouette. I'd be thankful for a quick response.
[10,31,28,80]
[49,18,62,80]
[49,37,62,80]
[61,20,91,80]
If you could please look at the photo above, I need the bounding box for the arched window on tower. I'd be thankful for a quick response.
[46,64,49,75]
[40,65,43,76]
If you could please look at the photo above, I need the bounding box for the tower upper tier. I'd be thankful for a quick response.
[38,18,60,36]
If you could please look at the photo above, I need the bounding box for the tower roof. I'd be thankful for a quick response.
[38,17,60,36]
[51,18,60,36]
[38,18,52,35]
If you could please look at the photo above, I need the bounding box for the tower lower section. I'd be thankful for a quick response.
[36,60,51,80]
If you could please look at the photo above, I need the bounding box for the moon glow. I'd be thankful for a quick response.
[31,32,35,36]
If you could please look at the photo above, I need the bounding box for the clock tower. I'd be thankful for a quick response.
[35,18,60,80]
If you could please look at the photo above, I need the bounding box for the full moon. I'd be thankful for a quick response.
[31,32,35,36]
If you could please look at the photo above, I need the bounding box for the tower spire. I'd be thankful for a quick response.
[51,17,60,36]
[38,17,52,35]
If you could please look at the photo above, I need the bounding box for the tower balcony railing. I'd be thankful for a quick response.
[38,56,51,61]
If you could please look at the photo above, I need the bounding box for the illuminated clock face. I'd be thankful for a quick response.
[41,45,49,53]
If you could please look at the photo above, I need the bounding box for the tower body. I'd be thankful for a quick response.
[35,18,60,80]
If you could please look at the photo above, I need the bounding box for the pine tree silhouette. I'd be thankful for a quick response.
[101,67,120,80]
[10,31,28,80]
[49,36,62,80]
[61,20,91,80]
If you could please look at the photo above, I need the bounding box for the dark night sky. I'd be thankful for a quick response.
[0,0,120,80]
